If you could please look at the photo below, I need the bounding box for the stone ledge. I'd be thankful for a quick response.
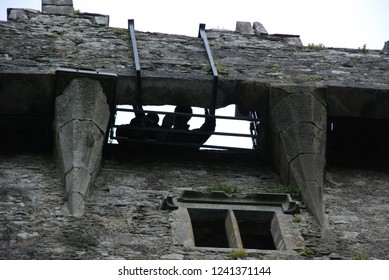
[6,7,109,26]
[7,8,40,21]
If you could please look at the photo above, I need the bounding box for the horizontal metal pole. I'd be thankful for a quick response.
[112,137,254,151]
[113,125,257,138]
[115,107,261,122]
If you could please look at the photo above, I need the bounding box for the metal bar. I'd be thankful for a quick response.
[250,111,260,148]
[128,19,143,114]
[113,125,256,138]
[198,23,218,114]
[113,137,253,151]
[115,107,261,122]
[198,24,218,78]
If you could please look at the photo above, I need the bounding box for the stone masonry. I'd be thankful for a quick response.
[0,1,388,260]
[42,0,74,15]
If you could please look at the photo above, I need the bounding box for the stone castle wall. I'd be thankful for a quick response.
[1,152,388,260]
[0,1,388,260]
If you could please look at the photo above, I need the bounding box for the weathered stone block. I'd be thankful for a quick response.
[66,192,85,217]
[236,21,253,34]
[7,9,39,21]
[42,0,73,5]
[57,120,105,175]
[289,153,325,185]
[93,15,109,26]
[42,5,74,15]
[279,123,326,185]
[280,123,326,162]
[383,41,389,54]
[64,167,92,197]
[55,78,110,133]
[270,92,327,133]
[284,37,303,47]
[253,22,268,36]
[7,9,28,21]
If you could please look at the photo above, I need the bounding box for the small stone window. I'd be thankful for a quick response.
[163,191,301,251]
[187,208,281,250]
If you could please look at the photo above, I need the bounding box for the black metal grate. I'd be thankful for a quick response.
[108,106,261,151]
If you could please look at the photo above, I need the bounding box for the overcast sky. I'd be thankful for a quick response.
[1,0,388,49]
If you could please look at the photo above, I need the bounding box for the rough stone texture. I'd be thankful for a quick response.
[7,9,40,21]
[1,8,388,222]
[42,5,74,15]
[2,9,386,88]
[235,21,254,34]
[42,0,73,5]
[382,41,389,54]
[253,22,268,36]
[54,77,110,216]
[42,0,74,15]
[0,152,387,260]
[269,86,327,227]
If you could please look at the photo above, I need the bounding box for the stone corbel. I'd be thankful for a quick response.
[54,70,116,216]
[269,85,328,227]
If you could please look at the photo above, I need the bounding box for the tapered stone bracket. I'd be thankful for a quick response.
[54,77,110,216]
[269,85,328,227]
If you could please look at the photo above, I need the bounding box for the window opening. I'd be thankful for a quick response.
[188,208,230,248]
[164,191,300,251]
[234,210,276,250]
[187,208,280,250]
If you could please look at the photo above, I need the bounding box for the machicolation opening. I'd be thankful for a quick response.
[108,104,261,152]
[327,116,389,167]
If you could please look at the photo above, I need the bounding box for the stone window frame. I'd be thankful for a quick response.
[163,191,302,251]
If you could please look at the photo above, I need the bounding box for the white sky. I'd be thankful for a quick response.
[1,0,388,149]
[1,0,388,49]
